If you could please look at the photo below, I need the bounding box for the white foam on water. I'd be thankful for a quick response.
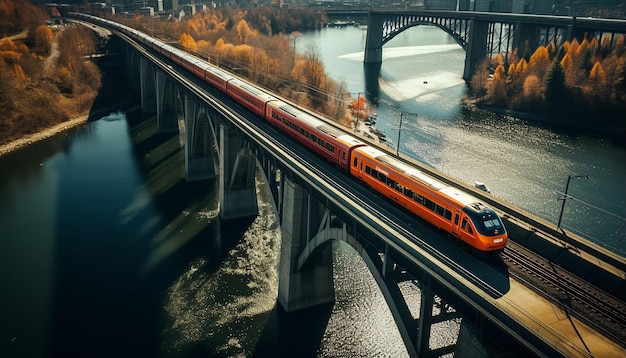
[380,71,465,102]
[339,44,461,61]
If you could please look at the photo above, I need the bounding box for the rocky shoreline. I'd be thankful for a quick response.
[0,115,90,158]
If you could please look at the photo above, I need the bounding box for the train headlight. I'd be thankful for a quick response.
[493,238,504,244]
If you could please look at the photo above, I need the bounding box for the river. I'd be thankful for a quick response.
[0,25,623,357]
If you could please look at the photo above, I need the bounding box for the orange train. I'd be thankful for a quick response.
[350,146,507,254]
[70,13,508,255]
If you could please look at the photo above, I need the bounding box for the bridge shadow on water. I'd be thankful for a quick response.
[49,94,257,356]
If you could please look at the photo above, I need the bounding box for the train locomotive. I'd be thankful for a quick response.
[70,13,508,255]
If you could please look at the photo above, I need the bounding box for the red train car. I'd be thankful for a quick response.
[204,66,232,93]
[350,146,507,254]
[266,100,366,171]
[180,54,196,74]
[226,78,275,116]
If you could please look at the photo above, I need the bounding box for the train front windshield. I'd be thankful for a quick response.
[464,208,506,236]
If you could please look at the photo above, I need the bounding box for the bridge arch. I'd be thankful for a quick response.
[381,20,467,52]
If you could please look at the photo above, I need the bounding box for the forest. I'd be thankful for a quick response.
[470,34,626,132]
[0,0,102,146]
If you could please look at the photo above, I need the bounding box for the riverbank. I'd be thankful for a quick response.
[461,97,626,144]
[0,115,89,158]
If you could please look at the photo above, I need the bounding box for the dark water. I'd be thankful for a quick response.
[1,25,624,358]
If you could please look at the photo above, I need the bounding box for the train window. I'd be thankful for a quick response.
[342,151,346,161]
[483,218,503,231]
[353,158,358,167]
[378,172,387,182]
[462,219,473,235]
[454,214,460,225]
[435,205,444,216]
[415,194,424,205]
[403,188,413,198]
[424,198,435,211]
[444,209,452,221]
[386,177,396,188]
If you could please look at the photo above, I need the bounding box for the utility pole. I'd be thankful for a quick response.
[396,111,417,157]
[557,174,588,230]
[397,112,404,156]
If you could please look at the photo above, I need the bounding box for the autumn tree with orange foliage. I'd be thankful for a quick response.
[0,0,103,146]
[470,34,626,131]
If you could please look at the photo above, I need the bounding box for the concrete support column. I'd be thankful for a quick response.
[278,177,334,313]
[125,46,139,93]
[455,319,488,358]
[139,56,156,114]
[155,70,178,133]
[183,94,217,181]
[364,13,384,64]
[416,286,434,358]
[219,123,258,219]
[463,19,489,82]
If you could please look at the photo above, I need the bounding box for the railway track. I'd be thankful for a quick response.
[502,242,626,347]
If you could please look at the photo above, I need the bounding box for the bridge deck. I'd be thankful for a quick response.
[503,280,625,357]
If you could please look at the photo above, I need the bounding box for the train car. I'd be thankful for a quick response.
[204,66,233,93]
[149,37,162,53]
[226,78,276,116]
[192,60,209,81]
[266,100,366,170]
[169,48,186,67]
[180,54,197,74]
[350,146,507,254]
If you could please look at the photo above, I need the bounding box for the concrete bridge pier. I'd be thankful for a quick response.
[182,94,217,181]
[125,45,140,93]
[463,19,489,82]
[155,70,179,133]
[218,123,258,219]
[139,56,156,114]
[277,177,338,312]
[369,248,459,358]
[364,13,384,64]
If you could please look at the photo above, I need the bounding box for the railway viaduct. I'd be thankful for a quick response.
[78,14,625,358]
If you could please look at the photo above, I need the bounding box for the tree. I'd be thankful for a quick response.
[587,61,608,100]
[180,32,197,51]
[529,46,550,78]
[544,60,567,111]
[34,24,53,54]
[236,19,255,45]
[523,74,542,102]
[560,53,575,86]
[488,64,507,105]
[470,58,490,99]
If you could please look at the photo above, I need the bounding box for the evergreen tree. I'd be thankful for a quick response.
[544,60,568,112]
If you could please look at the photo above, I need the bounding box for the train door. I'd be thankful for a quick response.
[339,149,347,168]
[452,210,461,237]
